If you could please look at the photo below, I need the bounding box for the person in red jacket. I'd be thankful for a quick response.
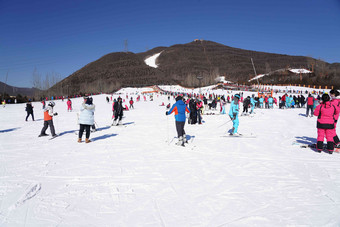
[314,94,339,153]
[306,94,315,117]
[330,89,340,147]
[67,98,72,112]
[129,97,134,109]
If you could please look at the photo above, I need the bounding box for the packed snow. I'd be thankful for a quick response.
[1,86,340,226]
[144,52,161,68]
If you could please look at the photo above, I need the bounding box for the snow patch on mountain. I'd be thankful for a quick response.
[144,52,161,68]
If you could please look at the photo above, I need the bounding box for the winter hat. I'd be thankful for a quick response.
[175,96,182,101]
[86,97,93,105]
[234,94,240,99]
[321,94,330,102]
[48,101,55,107]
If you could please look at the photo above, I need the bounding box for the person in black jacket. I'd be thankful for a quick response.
[25,100,34,121]
[112,97,124,126]
[242,96,250,114]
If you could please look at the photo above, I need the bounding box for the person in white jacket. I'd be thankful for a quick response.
[78,97,95,143]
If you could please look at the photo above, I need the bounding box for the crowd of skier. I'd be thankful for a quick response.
[16,86,340,152]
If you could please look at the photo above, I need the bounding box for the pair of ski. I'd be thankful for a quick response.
[38,134,59,140]
[294,142,340,154]
[221,133,256,138]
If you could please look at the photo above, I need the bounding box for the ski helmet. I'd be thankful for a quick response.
[234,94,240,99]
[48,101,55,107]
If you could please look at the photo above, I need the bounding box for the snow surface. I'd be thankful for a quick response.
[1,88,340,226]
[144,52,161,68]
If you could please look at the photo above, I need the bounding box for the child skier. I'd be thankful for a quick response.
[67,98,72,112]
[250,94,257,114]
[39,101,58,138]
[166,96,190,146]
[25,100,34,121]
[129,97,134,109]
[313,93,339,153]
[229,94,240,135]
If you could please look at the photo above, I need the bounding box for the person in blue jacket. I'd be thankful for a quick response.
[250,94,257,114]
[229,94,240,135]
[166,96,190,146]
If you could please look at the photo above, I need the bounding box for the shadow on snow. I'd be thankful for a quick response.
[91,133,118,142]
[0,127,21,133]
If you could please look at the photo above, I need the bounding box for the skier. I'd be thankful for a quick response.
[220,97,226,114]
[112,97,124,126]
[166,96,190,146]
[67,98,72,112]
[229,94,240,135]
[39,101,58,138]
[313,93,339,153]
[306,94,314,117]
[25,100,34,121]
[330,89,340,147]
[129,97,134,109]
[41,99,46,109]
[242,96,250,114]
[268,96,274,109]
[259,96,264,108]
[196,98,203,124]
[189,98,197,124]
[2,100,5,108]
[250,94,257,114]
[78,97,95,143]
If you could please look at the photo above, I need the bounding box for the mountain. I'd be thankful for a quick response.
[48,40,340,96]
[0,81,37,97]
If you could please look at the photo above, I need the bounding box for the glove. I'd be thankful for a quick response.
[165,111,168,116]
[54,112,58,116]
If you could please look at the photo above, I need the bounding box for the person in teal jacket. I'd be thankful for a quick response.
[259,97,264,108]
[229,94,240,135]
[250,94,257,114]
[268,96,274,109]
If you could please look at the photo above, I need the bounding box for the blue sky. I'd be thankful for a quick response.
[1,0,340,87]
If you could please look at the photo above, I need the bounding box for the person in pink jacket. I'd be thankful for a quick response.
[314,93,339,153]
[330,89,340,147]
[67,98,72,112]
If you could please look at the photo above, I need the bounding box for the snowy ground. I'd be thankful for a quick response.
[1,88,340,226]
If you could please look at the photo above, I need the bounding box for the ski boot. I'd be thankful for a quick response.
[176,136,184,146]
[183,134,188,143]
[112,120,117,126]
[38,133,48,137]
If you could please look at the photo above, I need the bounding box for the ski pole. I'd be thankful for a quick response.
[218,119,233,128]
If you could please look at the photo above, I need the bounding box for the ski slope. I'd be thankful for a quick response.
[0,89,340,226]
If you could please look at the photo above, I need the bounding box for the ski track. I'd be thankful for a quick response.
[0,90,340,225]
